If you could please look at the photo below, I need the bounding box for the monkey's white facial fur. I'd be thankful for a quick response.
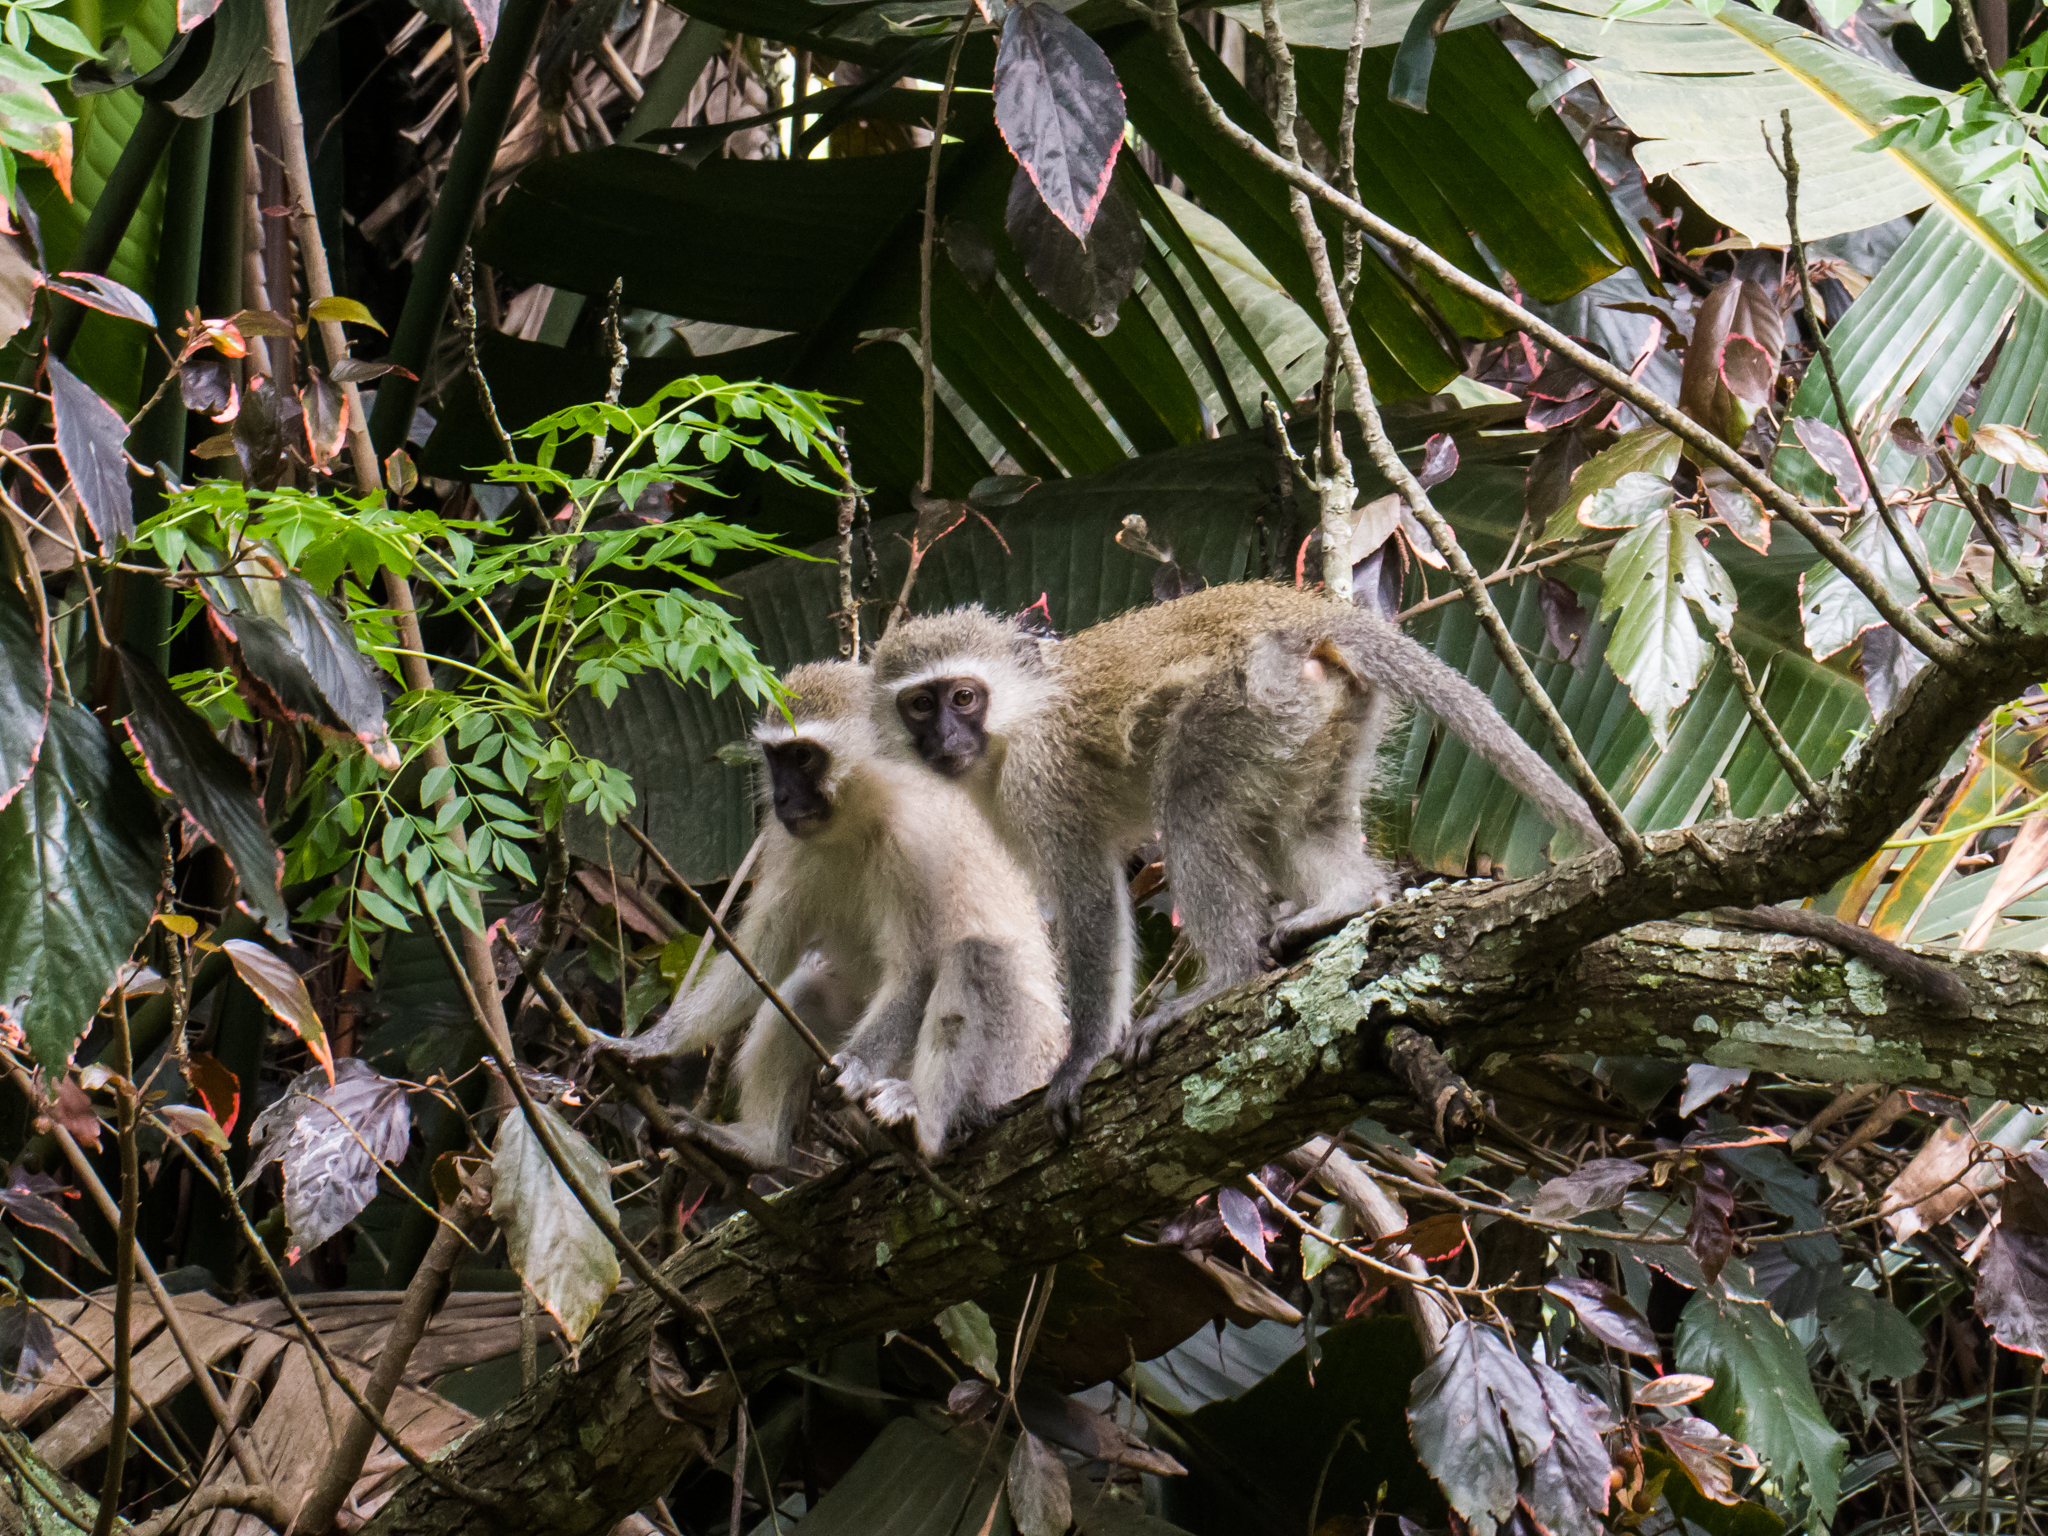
[752,717,871,838]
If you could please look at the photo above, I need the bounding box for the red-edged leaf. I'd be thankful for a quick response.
[0,575,50,813]
[331,357,414,385]
[1417,432,1459,490]
[222,939,333,1081]
[117,650,286,937]
[1680,1065,1751,1118]
[0,82,71,197]
[184,1050,240,1135]
[1636,1373,1715,1409]
[1792,417,1869,507]
[1652,1416,1758,1504]
[0,1166,98,1265]
[44,272,154,327]
[1545,1276,1659,1357]
[300,369,347,471]
[1679,1125,1787,1151]
[1701,465,1769,553]
[1718,335,1775,410]
[179,352,238,421]
[1379,1211,1469,1263]
[47,357,133,545]
[993,1,1125,239]
[1217,1185,1270,1270]
[383,447,418,497]
[177,0,227,32]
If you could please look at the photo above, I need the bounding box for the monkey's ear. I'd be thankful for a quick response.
[1011,594,1059,644]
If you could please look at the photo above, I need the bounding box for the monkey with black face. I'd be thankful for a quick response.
[871,583,1610,1134]
[617,660,1065,1166]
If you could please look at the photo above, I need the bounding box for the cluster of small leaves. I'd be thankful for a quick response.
[1866,42,2048,224]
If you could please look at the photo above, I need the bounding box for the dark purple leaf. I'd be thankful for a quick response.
[301,369,347,472]
[44,271,155,327]
[1685,1168,1736,1286]
[0,1167,98,1265]
[1529,1158,1645,1221]
[1791,417,1868,507]
[0,700,164,1071]
[1701,465,1769,553]
[330,356,410,385]
[47,356,133,545]
[1217,1185,1270,1269]
[116,649,286,937]
[1407,1321,1552,1530]
[179,352,237,421]
[1524,1358,1615,1534]
[1978,1157,2048,1356]
[248,1058,412,1255]
[1526,388,1610,433]
[994,1,1125,240]
[1350,537,1404,620]
[1525,428,1593,525]
[1545,1277,1659,1357]
[1718,335,1776,410]
[230,376,292,490]
[949,1378,999,1421]
[1005,162,1143,335]
[1417,432,1459,491]
[942,217,998,296]
[1680,1065,1751,1118]
[1889,416,1939,459]
[0,575,50,813]
[1540,577,1588,667]
[1679,280,1782,446]
[1860,623,1929,720]
[0,1300,56,1391]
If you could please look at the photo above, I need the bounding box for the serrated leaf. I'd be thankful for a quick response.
[1407,1321,1553,1529]
[1818,1285,1924,1381]
[492,1099,620,1344]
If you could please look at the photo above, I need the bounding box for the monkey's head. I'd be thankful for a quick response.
[869,606,1056,780]
[753,661,878,839]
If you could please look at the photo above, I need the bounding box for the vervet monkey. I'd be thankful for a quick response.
[613,661,1065,1165]
[869,583,1609,1132]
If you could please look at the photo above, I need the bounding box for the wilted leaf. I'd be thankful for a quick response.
[222,940,332,1079]
[46,1079,100,1151]
[1676,1289,1845,1525]
[1005,163,1143,335]
[492,1098,621,1344]
[0,1166,96,1264]
[228,376,292,489]
[1218,1185,1271,1270]
[1819,1285,1924,1381]
[1636,1374,1716,1410]
[1681,1066,1751,1118]
[117,651,286,937]
[1530,1158,1645,1221]
[1653,1416,1759,1505]
[0,576,50,813]
[184,1050,239,1135]
[1973,422,2048,475]
[47,357,133,547]
[1377,1211,1467,1264]
[1545,1276,1659,1358]
[331,357,410,384]
[1407,1321,1552,1530]
[180,352,238,421]
[246,1058,411,1255]
[993,1,1125,240]
[0,701,163,1070]
[937,1300,1001,1383]
[0,1300,56,1391]
[1007,1429,1072,1536]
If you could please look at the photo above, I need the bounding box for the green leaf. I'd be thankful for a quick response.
[0,701,165,1070]
[0,576,50,812]
[1597,508,1735,747]
[936,1301,1001,1383]
[1798,511,1927,659]
[491,1099,621,1345]
[1676,1289,1846,1527]
[306,295,385,331]
[1817,1285,1925,1382]
[1545,426,1682,539]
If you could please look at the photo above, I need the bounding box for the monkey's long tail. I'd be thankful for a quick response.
[1712,906,1972,1017]
[1331,609,1612,851]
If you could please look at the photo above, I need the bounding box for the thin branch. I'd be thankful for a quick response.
[1937,439,2038,596]
[917,14,973,493]
[295,1171,494,1535]
[202,1138,509,1512]
[452,252,546,529]
[1710,627,1822,806]
[1149,4,1962,670]
[128,1482,293,1536]
[1254,0,1644,864]
[1955,0,2033,123]
[88,1000,137,1536]
[586,279,629,480]
[1767,113,1987,644]
[1395,540,1617,621]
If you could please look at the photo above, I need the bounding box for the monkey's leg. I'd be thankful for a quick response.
[1043,846,1136,1138]
[904,938,1023,1159]
[821,975,931,1106]
[695,955,855,1169]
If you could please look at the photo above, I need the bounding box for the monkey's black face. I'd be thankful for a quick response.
[762,740,833,835]
[896,678,989,777]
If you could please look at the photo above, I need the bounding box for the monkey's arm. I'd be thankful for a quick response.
[1710,906,1972,1018]
[608,907,807,1061]
[825,980,930,1101]
[1043,844,1136,1137]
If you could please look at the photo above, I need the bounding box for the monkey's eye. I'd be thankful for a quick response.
[905,692,937,717]
[787,745,817,770]
[951,686,978,710]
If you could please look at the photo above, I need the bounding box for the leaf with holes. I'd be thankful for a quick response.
[0,575,49,813]
[247,1059,411,1256]
[1800,511,1927,659]
[1545,1276,1658,1358]
[994,1,1125,239]
[221,940,332,1080]
[0,701,163,1070]
[117,651,285,937]
[492,1099,620,1344]
[47,357,133,546]
[1598,507,1735,746]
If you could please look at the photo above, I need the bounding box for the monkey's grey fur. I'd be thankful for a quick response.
[870,582,1610,1132]
[615,660,1064,1165]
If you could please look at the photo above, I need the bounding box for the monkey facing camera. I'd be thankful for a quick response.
[871,581,1613,1138]
[614,660,1064,1171]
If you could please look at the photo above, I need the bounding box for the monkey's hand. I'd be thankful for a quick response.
[863,1078,919,1126]
[1043,1056,1095,1139]
[821,1052,875,1107]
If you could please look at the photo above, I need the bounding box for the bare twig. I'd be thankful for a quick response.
[295,1170,494,1534]
[203,1138,508,1511]
[1767,114,1986,644]
[1395,541,1616,621]
[587,279,630,478]
[128,1482,294,1536]
[917,14,973,493]
[1254,0,1643,863]
[451,253,546,529]
[1955,0,2032,123]
[1937,439,2038,596]
[1149,4,1962,669]
[1710,628,1821,806]
[88,1001,138,1536]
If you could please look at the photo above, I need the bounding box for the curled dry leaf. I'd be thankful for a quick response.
[1635,1373,1716,1410]
[491,1098,621,1346]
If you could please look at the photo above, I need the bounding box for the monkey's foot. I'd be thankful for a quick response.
[1264,901,1381,964]
[1124,979,1233,1067]
[863,1078,919,1126]
[661,1108,781,1175]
